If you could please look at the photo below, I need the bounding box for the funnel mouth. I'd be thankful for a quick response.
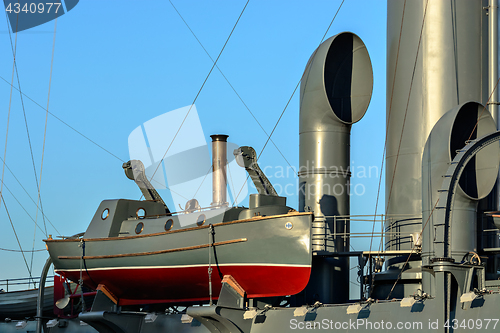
[449,102,499,200]
[324,32,373,124]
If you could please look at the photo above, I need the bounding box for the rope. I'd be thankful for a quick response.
[208,225,213,305]
[466,76,500,143]
[0,13,17,218]
[0,76,124,162]
[0,166,47,236]
[30,15,58,282]
[79,239,87,312]
[147,0,251,187]
[211,226,223,280]
[365,0,407,299]
[231,0,346,205]
[207,224,223,306]
[2,196,35,285]
[385,0,430,231]
[168,0,294,172]
[5,10,50,240]
[0,156,59,234]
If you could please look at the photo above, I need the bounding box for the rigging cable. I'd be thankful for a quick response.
[467,76,500,143]
[0,77,124,163]
[0,12,16,222]
[365,0,407,298]
[0,12,36,284]
[1,197,35,284]
[191,164,213,201]
[168,0,294,172]
[385,0,429,227]
[30,16,58,276]
[147,0,251,186]
[386,76,500,299]
[384,0,430,242]
[5,12,50,241]
[0,177,50,235]
[0,156,59,234]
[367,0,430,299]
[379,3,500,298]
[232,0,346,206]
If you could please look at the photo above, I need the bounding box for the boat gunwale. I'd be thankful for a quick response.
[44,211,312,243]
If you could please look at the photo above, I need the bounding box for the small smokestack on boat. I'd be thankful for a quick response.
[298,32,373,304]
[211,134,229,208]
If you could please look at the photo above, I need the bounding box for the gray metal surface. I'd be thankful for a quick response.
[422,130,500,328]
[46,211,313,304]
[37,257,53,333]
[210,134,229,207]
[298,32,372,304]
[489,0,499,126]
[234,146,278,196]
[32,2,500,332]
[0,286,54,320]
[429,130,500,259]
[422,102,499,268]
[122,160,170,213]
[385,0,489,258]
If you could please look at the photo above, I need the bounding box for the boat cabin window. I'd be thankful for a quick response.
[101,208,109,220]
[135,222,144,234]
[165,219,173,231]
[136,208,146,219]
[197,214,206,226]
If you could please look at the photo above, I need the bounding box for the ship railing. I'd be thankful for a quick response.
[0,275,54,292]
[480,228,500,254]
[141,203,230,218]
[318,214,423,255]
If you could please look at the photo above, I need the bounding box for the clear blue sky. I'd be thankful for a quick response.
[0,1,386,285]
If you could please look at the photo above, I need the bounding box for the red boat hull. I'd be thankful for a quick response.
[58,264,310,306]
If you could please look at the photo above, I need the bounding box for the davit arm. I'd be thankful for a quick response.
[234,146,278,196]
[122,160,171,214]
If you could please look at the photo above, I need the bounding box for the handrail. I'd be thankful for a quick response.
[0,275,54,292]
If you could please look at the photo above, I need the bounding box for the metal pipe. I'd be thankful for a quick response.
[211,134,228,208]
[386,0,487,263]
[298,32,372,304]
[36,257,53,333]
[489,0,500,213]
[489,0,499,125]
[421,102,498,293]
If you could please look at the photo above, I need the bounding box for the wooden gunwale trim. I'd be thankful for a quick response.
[45,211,312,243]
[58,238,247,260]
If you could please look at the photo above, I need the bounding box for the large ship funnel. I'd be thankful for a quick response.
[298,32,373,304]
[422,102,499,265]
[385,0,488,264]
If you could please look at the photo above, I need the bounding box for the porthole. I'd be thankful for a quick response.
[135,222,144,234]
[196,214,206,227]
[165,219,174,231]
[136,208,146,219]
[101,208,109,220]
